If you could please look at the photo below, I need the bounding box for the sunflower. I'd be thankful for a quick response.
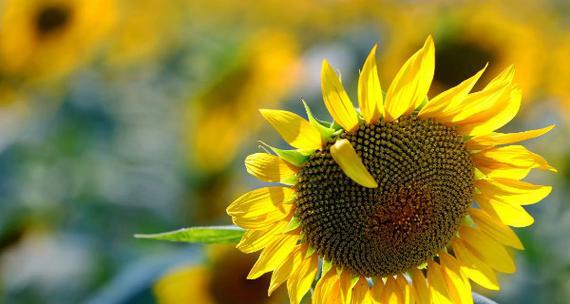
[226,37,555,303]
[0,0,116,83]
[184,31,300,173]
[104,0,188,68]
[154,245,286,304]
[379,1,549,99]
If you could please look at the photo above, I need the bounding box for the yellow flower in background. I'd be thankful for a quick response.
[184,31,300,173]
[226,37,555,303]
[0,0,117,83]
[380,1,549,99]
[154,245,285,304]
[104,0,188,68]
[546,33,570,113]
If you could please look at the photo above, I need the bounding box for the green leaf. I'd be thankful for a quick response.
[302,100,336,142]
[258,141,311,167]
[135,226,244,244]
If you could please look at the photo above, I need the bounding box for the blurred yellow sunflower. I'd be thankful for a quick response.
[226,37,555,303]
[104,0,188,68]
[380,1,549,99]
[184,31,300,173]
[546,33,570,112]
[154,245,285,304]
[0,0,117,83]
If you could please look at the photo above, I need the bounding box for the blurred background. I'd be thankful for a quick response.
[0,0,568,303]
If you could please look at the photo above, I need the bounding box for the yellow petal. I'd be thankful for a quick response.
[457,86,521,137]
[269,244,303,296]
[475,192,534,227]
[476,178,552,205]
[395,275,414,304]
[485,65,515,90]
[419,64,487,119]
[227,187,294,217]
[370,279,385,304]
[321,60,359,131]
[352,277,373,304]
[358,45,383,123]
[247,233,299,279]
[313,270,342,304]
[227,187,295,229]
[259,109,322,150]
[473,144,555,175]
[439,252,473,304]
[411,268,431,304]
[384,36,435,122]
[460,226,516,274]
[237,220,289,253]
[466,125,555,150]
[330,139,378,188]
[287,246,319,304]
[452,238,500,291]
[245,153,298,184]
[427,261,454,304]
[469,208,524,250]
[382,277,404,304]
[339,269,358,304]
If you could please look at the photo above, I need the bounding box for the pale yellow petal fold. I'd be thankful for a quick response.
[227,187,295,229]
[245,153,298,184]
[287,246,318,304]
[460,226,516,274]
[247,233,299,279]
[260,109,323,150]
[476,178,552,206]
[358,45,383,123]
[411,268,431,304]
[427,261,454,304]
[330,139,378,188]
[452,238,500,291]
[384,36,435,122]
[419,64,486,119]
[466,125,555,150]
[469,208,524,250]
[227,187,294,217]
[237,220,289,253]
[321,60,359,131]
[439,252,473,304]
[475,192,534,227]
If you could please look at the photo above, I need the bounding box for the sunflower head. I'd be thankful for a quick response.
[227,36,555,303]
[0,0,117,81]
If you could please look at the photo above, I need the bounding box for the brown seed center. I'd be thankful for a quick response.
[295,115,474,277]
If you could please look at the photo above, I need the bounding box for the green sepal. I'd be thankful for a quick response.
[258,141,311,167]
[305,246,316,258]
[350,274,360,288]
[134,226,244,244]
[417,262,428,270]
[322,259,333,276]
[284,216,302,232]
[281,175,298,186]
[416,96,429,111]
[302,100,336,142]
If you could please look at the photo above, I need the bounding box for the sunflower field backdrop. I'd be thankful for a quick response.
[0,0,568,303]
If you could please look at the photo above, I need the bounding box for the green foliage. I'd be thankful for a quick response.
[135,226,244,244]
